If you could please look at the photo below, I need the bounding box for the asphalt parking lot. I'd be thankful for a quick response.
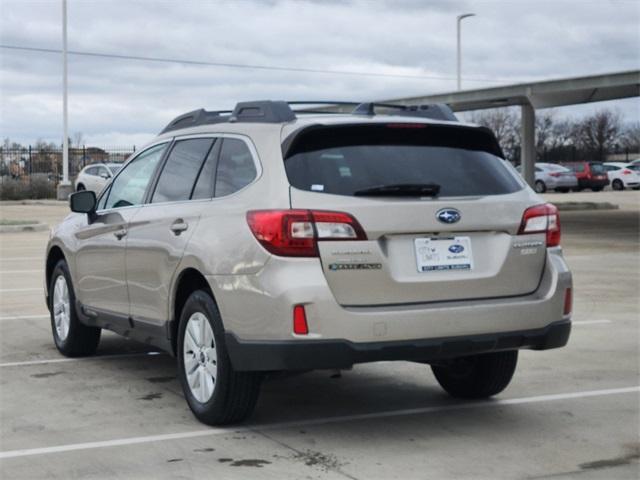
[0,191,638,479]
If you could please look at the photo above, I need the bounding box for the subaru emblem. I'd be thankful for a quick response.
[448,244,464,254]
[436,208,461,224]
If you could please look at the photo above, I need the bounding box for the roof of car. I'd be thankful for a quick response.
[156,100,481,140]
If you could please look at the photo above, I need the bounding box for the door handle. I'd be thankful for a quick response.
[114,228,128,240]
[170,220,188,236]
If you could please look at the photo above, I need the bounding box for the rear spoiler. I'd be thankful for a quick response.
[282,123,505,160]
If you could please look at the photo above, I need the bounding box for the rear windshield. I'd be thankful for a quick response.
[589,163,605,174]
[283,124,522,197]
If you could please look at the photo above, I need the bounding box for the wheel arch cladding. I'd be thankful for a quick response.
[171,268,217,355]
[46,246,66,303]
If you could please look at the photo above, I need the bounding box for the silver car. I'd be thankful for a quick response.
[518,162,578,193]
[45,101,573,425]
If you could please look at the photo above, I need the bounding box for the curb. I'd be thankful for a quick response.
[553,202,619,211]
[0,223,49,233]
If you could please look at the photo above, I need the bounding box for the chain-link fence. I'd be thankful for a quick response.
[0,146,135,200]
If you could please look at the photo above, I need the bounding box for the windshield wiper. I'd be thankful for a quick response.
[353,183,441,197]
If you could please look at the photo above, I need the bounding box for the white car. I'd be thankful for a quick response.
[75,163,122,193]
[602,162,640,190]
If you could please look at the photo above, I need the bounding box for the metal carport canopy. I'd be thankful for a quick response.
[384,70,640,111]
[381,70,640,187]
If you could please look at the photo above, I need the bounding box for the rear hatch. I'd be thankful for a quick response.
[283,122,545,306]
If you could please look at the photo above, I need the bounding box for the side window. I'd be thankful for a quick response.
[214,138,257,197]
[97,166,109,178]
[151,138,214,203]
[85,166,98,176]
[104,143,167,209]
[191,140,221,200]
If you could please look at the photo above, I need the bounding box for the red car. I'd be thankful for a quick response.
[564,162,610,191]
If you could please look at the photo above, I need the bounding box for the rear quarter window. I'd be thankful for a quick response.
[283,124,521,197]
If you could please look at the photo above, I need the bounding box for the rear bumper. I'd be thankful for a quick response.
[550,178,578,189]
[226,320,571,371]
[208,247,573,371]
[577,178,609,188]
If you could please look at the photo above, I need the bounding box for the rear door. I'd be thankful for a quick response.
[125,137,219,328]
[284,123,545,306]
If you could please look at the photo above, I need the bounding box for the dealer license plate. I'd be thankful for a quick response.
[414,237,473,272]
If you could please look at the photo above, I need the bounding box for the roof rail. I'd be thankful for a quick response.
[159,100,458,134]
[159,109,232,135]
[230,100,296,124]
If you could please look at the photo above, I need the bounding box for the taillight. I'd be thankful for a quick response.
[549,172,561,177]
[518,203,561,247]
[246,209,367,257]
[622,169,632,175]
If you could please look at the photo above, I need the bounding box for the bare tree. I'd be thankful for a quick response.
[620,122,640,153]
[72,132,85,148]
[468,108,520,162]
[573,109,622,161]
[535,110,556,159]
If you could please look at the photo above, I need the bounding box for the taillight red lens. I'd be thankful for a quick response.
[518,203,561,247]
[293,304,309,335]
[622,169,632,175]
[246,209,367,257]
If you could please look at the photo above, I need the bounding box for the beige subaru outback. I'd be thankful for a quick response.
[45,101,572,425]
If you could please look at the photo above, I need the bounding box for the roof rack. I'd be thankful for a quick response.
[159,100,457,134]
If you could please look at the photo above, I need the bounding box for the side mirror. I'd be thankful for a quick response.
[100,173,110,179]
[70,190,97,216]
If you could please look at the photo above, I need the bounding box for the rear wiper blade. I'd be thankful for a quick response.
[353,183,441,197]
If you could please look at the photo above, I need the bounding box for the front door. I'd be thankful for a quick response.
[74,142,168,317]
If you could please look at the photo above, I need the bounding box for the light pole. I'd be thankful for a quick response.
[456,13,475,91]
[58,0,71,199]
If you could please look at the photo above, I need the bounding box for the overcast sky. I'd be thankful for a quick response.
[1,0,639,147]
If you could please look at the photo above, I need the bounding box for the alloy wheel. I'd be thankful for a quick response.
[52,275,71,341]
[183,312,218,403]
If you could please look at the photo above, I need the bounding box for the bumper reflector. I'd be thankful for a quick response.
[563,288,572,316]
[293,305,309,335]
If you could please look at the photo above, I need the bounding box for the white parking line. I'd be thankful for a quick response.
[0,385,637,459]
[0,269,43,274]
[0,351,163,368]
[0,314,49,321]
[0,257,43,261]
[572,320,612,326]
[0,288,43,293]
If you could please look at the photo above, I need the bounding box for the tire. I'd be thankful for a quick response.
[431,351,518,399]
[534,180,546,194]
[177,290,262,425]
[76,183,85,191]
[612,179,624,191]
[591,186,604,192]
[49,260,101,357]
